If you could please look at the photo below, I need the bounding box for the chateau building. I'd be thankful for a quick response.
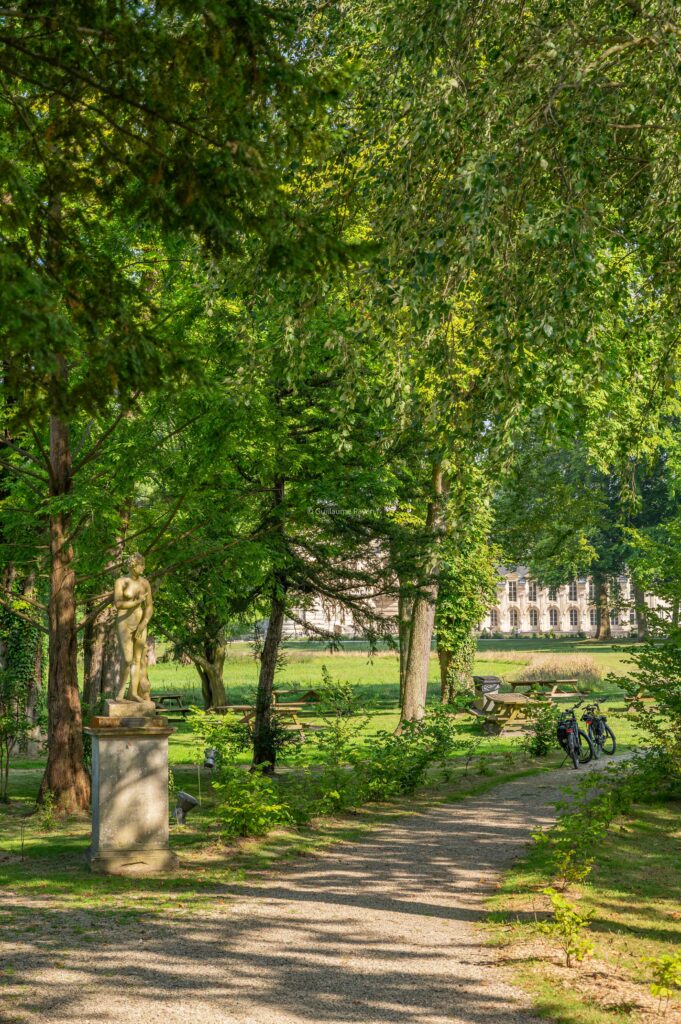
[284,567,666,640]
[480,566,666,637]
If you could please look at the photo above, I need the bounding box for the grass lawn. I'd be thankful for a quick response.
[487,799,681,1022]
[141,636,641,766]
[148,636,638,708]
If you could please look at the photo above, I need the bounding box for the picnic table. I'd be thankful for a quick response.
[509,679,586,700]
[273,688,320,705]
[210,702,311,740]
[467,692,540,735]
[150,692,191,719]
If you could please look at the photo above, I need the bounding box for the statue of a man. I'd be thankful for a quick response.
[114,554,154,703]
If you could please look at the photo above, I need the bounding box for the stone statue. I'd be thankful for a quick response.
[114,554,154,703]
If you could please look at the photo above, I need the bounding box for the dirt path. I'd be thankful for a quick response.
[1,763,612,1024]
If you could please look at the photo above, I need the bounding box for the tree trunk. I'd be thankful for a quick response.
[594,572,611,641]
[438,647,451,704]
[195,633,227,710]
[252,583,286,771]
[83,605,120,711]
[39,413,90,813]
[398,590,413,707]
[400,463,445,724]
[633,584,648,640]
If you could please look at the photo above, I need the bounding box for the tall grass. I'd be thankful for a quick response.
[515,654,603,690]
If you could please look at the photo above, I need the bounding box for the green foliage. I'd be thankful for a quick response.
[524,703,560,759]
[645,952,681,1005]
[213,769,294,839]
[37,790,56,832]
[533,766,637,889]
[623,614,681,782]
[539,888,594,968]
[186,708,250,774]
[0,603,35,802]
[187,706,292,838]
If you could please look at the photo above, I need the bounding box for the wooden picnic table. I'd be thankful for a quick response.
[150,692,192,718]
[210,702,310,740]
[272,688,320,705]
[509,679,585,699]
[467,691,540,735]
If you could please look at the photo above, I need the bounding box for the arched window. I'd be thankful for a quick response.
[529,607,538,628]
[549,608,559,627]
[590,608,597,626]
[489,609,499,628]
[527,582,537,602]
[548,587,558,601]
[509,608,519,628]
[508,580,517,602]
[569,608,578,627]
[568,581,578,601]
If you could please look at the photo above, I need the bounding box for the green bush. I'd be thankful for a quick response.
[214,768,294,838]
[523,702,559,758]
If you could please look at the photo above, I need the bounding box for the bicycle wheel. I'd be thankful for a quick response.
[568,732,580,769]
[601,724,616,755]
[587,723,602,759]
[578,729,595,764]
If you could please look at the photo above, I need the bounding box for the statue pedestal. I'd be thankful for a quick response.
[86,718,179,875]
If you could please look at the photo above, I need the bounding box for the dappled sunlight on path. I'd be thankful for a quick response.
[1,765,615,1024]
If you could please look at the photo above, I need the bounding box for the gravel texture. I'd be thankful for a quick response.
[1,762,614,1024]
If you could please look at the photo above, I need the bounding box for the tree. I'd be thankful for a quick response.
[436,490,499,702]
[0,1,347,811]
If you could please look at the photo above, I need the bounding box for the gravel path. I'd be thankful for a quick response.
[1,762,611,1024]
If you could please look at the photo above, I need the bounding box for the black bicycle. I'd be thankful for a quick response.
[581,699,616,759]
[557,701,595,769]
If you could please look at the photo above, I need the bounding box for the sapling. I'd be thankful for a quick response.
[539,887,594,967]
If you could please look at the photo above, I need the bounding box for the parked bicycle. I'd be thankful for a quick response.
[581,699,616,759]
[556,701,595,769]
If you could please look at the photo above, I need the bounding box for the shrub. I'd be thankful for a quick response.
[523,702,559,758]
[539,887,594,967]
[214,768,293,838]
[645,952,681,1009]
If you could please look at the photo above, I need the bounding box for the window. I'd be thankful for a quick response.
[527,581,537,602]
[569,608,578,627]
[529,607,538,628]
[629,608,636,624]
[548,587,558,601]
[590,608,597,626]
[610,610,619,625]
[508,580,517,602]
[509,608,519,628]
[588,580,595,601]
[549,608,559,627]
[489,609,498,628]
[568,581,578,601]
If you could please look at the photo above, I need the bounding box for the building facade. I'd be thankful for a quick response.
[480,566,666,637]
[284,566,666,640]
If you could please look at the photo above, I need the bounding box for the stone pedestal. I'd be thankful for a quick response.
[86,718,179,875]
